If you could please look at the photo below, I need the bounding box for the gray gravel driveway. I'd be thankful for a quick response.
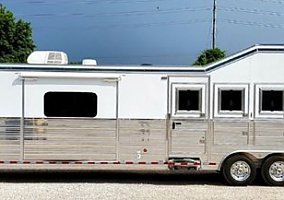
[0,171,283,200]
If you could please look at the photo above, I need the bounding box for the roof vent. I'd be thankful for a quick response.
[82,59,97,66]
[27,51,68,65]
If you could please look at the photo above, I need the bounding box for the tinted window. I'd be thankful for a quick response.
[44,92,97,117]
[178,90,200,111]
[220,90,243,111]
[261,90,283,112]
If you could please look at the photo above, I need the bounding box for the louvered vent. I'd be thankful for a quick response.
[47,52,62,64]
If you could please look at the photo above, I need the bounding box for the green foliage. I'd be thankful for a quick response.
[193,48,226,66]
[70,61,82,65]
[0,4,35,63]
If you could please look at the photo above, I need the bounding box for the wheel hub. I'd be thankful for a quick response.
[230,161,251,182]
[269,161,284,182]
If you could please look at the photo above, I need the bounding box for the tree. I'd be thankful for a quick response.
[70,61,82,65]
[193,48,225,66]
[0,4,35,63]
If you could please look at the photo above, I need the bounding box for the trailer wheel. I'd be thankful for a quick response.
[261,156,284,186]
[222,155,256,186]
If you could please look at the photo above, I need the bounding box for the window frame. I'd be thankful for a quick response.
[214,84,249,118]
[176,88,202,112]
[219,89,245,112]
[255,84,284,118]
[172,83,206,118]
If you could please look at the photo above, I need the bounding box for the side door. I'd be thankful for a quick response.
[212,84,250,147]
[253,84,284,148]
[169,76,209,157]
[22,74,119,161]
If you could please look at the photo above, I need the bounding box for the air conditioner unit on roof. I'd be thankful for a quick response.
[27,51,68,65]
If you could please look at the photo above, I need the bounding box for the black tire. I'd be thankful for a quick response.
[261,156,284,186]
[222,155,256,186]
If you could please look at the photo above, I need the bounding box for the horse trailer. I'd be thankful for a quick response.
[0,44,283,186]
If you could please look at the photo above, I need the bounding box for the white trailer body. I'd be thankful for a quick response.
[0,44,283,186]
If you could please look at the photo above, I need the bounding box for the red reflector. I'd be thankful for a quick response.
[88,162,95,164]
[100,162,108,164]
[10,161,18,164]
[36,161,44,164]
[126,162,133,164]
[23,161,31,164]
[49,161,56,164]
[113,162,120,164]
[62,162,69,164]
[74,162,82,164]
[151,162,159,165]
[209,162,217,165]
[0,161,5,164]
[138,162,146,164]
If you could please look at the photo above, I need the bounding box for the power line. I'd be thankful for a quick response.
[219,6,284,17]
[92,19,210,29]
[245,0,284,4]
[222,19,284,29]
[19,7,211,18]
[82,0,171,4]
[33,19,210,30]
[18,0,174,5]
[224,0,284,4]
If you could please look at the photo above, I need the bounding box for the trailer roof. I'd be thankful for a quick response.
[204,44,284,72]
[0,44,283,73]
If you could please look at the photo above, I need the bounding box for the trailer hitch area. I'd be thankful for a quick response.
[168,158,201,171]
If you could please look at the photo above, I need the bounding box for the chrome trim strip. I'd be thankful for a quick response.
[20,79,25,161]
[115,80,119,161]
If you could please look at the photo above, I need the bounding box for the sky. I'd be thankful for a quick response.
[2,0,284,65]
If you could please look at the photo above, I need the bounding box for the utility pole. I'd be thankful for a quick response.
[212,0,217,49]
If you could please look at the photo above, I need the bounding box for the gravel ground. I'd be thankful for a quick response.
[0,171,283,200]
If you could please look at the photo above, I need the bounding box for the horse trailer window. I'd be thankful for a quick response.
[220,90,243,111]
[261,90,283,112]
[44,92,97,117]
[177,90,201,111]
